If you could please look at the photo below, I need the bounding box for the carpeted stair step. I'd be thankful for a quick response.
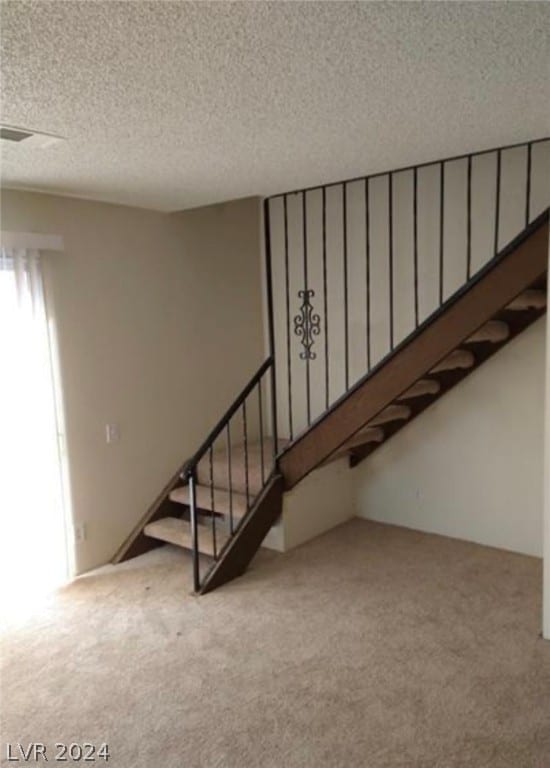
[398,379,441,400]
[323,427,384,464]
[196,438,287,497]
[466,320,510,344]
[506,289,546,311]
[368,404,411,428]
[430,349,475,374]
[144,517,227,556]
[169,485,248,519]
[342,426,385,453]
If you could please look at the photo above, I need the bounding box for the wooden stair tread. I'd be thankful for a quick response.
[144,517,227,556]
[169,485,249,518]
[368,404,411,427]
[466,320,509,344]
[506,289,546,311]
[398,379,440,400]
[430,349,475,374]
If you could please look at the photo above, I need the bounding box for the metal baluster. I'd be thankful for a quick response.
[242,400,250,510]
[302,191,311,425]
[188,468,200,592]
[526,143,532,227]
[388,173,394,350]
[322,186,329,409]
[343,183,349,388]
[270,361,278,464]
[439,162,445,305]
[283,195,293,439]
[466,155,472,279]
[258,379,265,485]
[365,177,371,370]
[413,168,419,328]
[209,446,217,558]
[263,200,278,462]
[494,149,501,255]
[226,423,233,535]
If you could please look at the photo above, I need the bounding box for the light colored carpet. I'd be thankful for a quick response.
[1,519,549,768]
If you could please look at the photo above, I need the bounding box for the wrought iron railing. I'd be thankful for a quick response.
[181,356,278,593]
[264,138,550,443]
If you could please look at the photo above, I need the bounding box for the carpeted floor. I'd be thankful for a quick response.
[1,519,549,768]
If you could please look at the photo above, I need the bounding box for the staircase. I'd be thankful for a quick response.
[280,216,548,485]
[115,138,549,595]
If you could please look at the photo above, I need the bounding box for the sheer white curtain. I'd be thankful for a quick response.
[0,246,69,617]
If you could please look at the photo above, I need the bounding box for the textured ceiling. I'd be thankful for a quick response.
[1,1,549,212]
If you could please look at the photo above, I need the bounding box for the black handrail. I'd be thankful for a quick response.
[184,354,277,592]
[182,356,274,477]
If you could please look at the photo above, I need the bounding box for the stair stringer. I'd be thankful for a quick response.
[198,474,284,594]
[113,462,189,563]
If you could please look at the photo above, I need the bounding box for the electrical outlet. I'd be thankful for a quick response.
[105,423,120,444]
[74,523,87,542]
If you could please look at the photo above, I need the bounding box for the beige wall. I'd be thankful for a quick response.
[262,457,355,552]
[0,190,264,573]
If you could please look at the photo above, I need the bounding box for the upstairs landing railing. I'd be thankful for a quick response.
[265,138,550,443]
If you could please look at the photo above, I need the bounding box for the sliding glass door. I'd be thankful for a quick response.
[0,247,70,619]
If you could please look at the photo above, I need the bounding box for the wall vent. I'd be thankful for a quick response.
[0,124,65,148]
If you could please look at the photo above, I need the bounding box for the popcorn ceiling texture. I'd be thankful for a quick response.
[1,1,549,211]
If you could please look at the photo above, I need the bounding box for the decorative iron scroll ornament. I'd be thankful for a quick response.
[293,289,321,360]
